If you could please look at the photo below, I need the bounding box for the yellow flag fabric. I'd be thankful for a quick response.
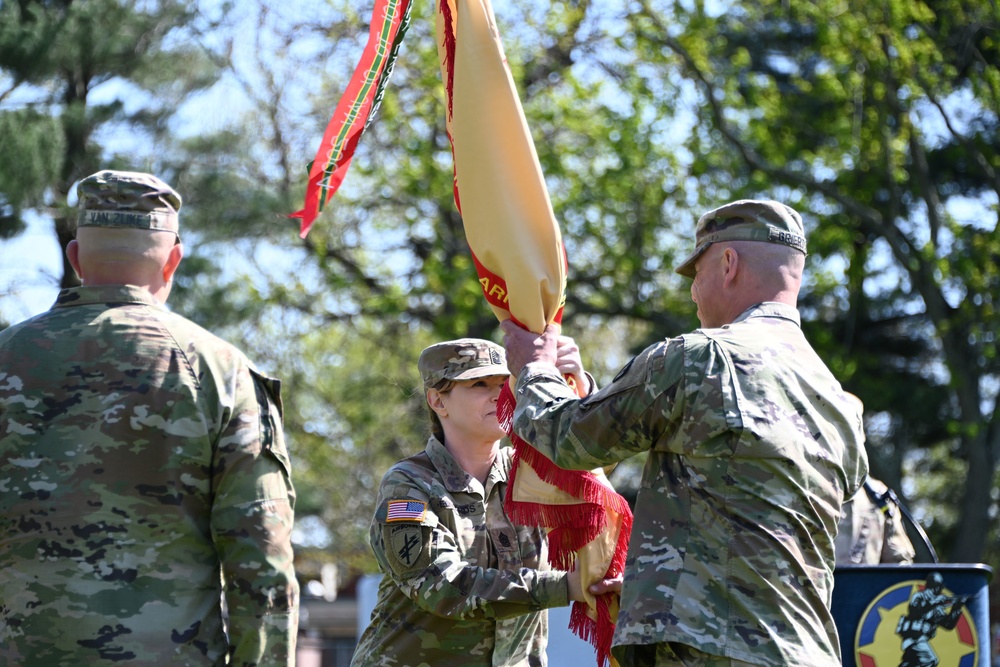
[436,2,630,665]
[436,0,565,331]
[292,7,629,659]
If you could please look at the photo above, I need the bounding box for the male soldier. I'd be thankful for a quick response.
[501,200,869,666]
[0,170,298,665]
[835,476,916,564]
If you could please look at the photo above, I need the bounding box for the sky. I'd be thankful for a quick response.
[0,0,328,325]
[0,0,629,326]
[0,212,63,324]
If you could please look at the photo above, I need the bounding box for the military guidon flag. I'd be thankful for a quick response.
[295,3,631,664]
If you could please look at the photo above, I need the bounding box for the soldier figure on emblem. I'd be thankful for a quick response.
[896,572,971,667]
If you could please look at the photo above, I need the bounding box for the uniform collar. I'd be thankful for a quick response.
[53,285,165,310]
[732,301,801,327]
[425,436,509,494]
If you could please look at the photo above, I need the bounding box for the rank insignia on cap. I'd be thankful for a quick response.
[386,500,427,522]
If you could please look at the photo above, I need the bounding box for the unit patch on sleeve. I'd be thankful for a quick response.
[386,499,427,522]
[388,524,427,571]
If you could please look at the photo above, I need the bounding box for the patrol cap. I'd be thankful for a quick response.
[76,170,182,238]
[675,199,807,278]
[418,338,509,388]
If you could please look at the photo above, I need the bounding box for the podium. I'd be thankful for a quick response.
[832,563,993,667]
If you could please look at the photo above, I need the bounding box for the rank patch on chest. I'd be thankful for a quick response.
[386,499,427,522]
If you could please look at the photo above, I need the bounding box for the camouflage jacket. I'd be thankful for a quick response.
[511,302,869,667]
[835,478,915,565]
[0,285,298,666]
[351,437,569,667]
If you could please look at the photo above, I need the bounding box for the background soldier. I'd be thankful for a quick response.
[0,170,298,665]
[836,476,916,564]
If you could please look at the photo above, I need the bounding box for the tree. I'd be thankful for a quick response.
[0,0,217,289]
[631,0,1000,564]
[161,0,705,578]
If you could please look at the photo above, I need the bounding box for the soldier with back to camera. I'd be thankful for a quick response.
[0,170,298,665]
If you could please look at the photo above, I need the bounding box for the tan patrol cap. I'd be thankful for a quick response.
[76,170,182,239]
[418,338,509,388]
[675,200,807,278]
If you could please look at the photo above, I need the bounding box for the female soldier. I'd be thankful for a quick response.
[351,337,617,666]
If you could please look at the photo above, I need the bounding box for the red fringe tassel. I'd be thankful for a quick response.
[499,379,632,667]
[568,594,617,667]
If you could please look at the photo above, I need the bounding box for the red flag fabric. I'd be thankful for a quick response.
[291,0,412,238]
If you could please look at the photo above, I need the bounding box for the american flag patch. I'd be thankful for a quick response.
[386,500,427,522]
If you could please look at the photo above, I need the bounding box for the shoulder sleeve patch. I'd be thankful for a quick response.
[386,523,430,574]
[385,499,427,522]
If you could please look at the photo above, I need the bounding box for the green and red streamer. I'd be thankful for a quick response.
[296,2,632,664]
[291,0,412,238]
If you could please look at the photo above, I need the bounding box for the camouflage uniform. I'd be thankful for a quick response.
[510,202,869,667]
[352,339,570,667]
[353,439,569,667]
[0,170,298,666]
[835,477,916,564]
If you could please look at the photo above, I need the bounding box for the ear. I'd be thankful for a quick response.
[67,239,83,279]
[721,247,740,288]
[426,388,448,417]
[162,242,184,283]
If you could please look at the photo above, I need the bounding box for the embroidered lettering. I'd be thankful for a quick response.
[478,276,510,305]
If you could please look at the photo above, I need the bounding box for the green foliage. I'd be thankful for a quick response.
[280,323,433,572]
[3,0,998,578]
[0,0,217,284]
[0,109,63,237]
[0,0,193,86]
[633,0,1000,564]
